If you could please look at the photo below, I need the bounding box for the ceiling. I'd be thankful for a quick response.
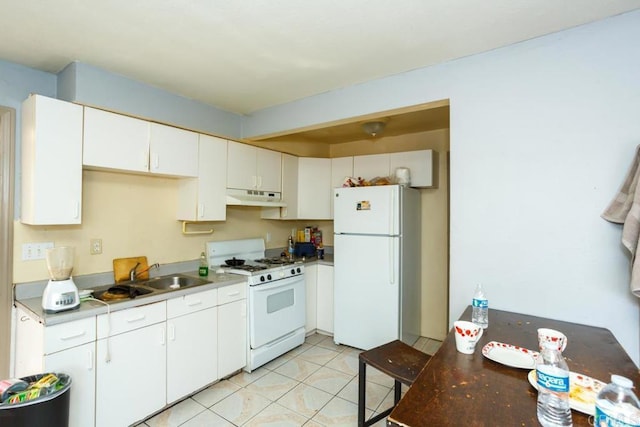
[1,1,639,118]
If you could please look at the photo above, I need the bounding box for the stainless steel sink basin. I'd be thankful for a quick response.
[140,274,210,290]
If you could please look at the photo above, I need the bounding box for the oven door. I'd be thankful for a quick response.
[249,275,305,349]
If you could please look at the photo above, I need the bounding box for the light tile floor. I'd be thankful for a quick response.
[136,334,442,427]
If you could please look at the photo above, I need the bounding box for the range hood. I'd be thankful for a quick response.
[226,188,287,207]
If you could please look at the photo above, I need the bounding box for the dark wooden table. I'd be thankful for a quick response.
[388,306,640,426]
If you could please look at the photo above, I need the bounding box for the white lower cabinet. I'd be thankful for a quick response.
[316,265,334,334]
[167,289,218,403]
[13,282,248,427]
[14,308,96,427]
[217,282,247,378]
[96,303,166,427]
[305,264,318,334]
[304,264,334,335]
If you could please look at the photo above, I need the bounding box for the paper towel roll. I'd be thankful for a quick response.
[395,167,411,186]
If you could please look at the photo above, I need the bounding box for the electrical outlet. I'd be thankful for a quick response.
[22,242,54,260]
[90,238,102,255]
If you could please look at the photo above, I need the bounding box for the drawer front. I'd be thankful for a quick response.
[167,288,218,319]
[217,282,246,305]
[98,302,166,339]
[45,316,96,354]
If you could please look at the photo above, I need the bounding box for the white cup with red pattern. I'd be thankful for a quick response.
[454,320,484,354]
[537,328,567,352]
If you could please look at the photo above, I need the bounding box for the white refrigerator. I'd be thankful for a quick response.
[333,184,421,350]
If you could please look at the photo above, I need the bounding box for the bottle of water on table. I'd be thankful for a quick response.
[536,340,572,427]
[595,375,640,426]
[471,283,488,328]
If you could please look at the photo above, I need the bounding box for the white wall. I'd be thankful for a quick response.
[247,11,640,364]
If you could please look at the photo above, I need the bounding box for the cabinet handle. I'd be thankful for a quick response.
[143,150,149,169]
[126,314,145,323]
[252,175,257,188]
[88,349,94,371]
[152,153,160,170]
[186,299,203,307]
[169,324,175,341]
[198,203,204,218]
[226,291,240,297]
[72,200,80,219]
[257,175,263,189]
[160,327,165,346]
[60,330,86,341]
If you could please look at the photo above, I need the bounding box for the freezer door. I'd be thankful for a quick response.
[333,234,400,350]
[334,186,400,235]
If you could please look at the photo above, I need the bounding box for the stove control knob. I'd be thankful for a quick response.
[260,275,266,282]
[296,267,301,274]
[290,268,295,275]
[267,274,272,281]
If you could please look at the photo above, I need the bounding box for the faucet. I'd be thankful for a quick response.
[130,263,160,281]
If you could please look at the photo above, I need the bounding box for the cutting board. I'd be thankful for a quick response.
[113,256,149,283]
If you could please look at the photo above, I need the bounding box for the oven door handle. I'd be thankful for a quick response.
[253,279,300,292]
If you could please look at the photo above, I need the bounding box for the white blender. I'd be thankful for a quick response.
[42,246,80,313]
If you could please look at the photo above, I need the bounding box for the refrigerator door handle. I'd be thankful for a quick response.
[390,238,395,285]
[390,187,396,234]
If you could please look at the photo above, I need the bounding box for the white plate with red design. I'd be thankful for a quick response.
[481,341,539,369]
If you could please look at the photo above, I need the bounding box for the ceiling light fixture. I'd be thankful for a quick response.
[361,121,386,137]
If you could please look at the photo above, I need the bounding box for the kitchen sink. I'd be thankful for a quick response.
[139,274,210,290]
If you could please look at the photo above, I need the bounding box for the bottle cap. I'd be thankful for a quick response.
[611,375,634,389]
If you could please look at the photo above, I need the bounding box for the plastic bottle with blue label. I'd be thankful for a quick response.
[536,340,572,427]
[471,283,488,328]
[595,375,640,427]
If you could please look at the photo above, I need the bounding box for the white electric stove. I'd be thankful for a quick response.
[206,238,306,371]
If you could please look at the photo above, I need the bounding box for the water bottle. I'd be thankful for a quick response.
[471,284,488,328]
[595,375,640,426]
[198,252,208,277]
[536,341,572,427]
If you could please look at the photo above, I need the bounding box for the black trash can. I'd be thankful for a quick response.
[0,373,71,427]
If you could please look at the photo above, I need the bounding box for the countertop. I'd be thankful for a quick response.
[15,256,334,326]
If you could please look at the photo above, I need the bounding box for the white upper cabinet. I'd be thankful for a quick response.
[352,150,435,188]
[353,154,389,180]
[83,107,198,177]
[83,107,149,172]
[331,156,354,189]
[263,154,331,220]
[227,141,282,192]
[390,150,434,188]
[21,94,83,225]
[177,134,227,221]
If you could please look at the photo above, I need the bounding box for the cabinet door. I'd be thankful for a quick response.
[45,343,96,427]
[177,135,227,221]
[316,265,334,334]
[96,323,166,427]
[389,150,434,187]
[149,123,199,177]
[353,153,390,180]
[218,299,247,378]
[256,147,282,192]
[21,94,83,224]
[167,307,217,403]
[83,107,150,172]
[298,158,331,219]
[331,157,353,188]
[227,141,257,190]
[305,264,318,334]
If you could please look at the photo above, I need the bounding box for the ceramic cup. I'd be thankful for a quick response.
[454,320,484,354]
[537,328,568,352]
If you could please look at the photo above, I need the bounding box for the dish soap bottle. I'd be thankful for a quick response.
[198,252,208,277]
[288,236,294,260]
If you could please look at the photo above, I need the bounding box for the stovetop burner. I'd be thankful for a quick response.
[218,264,267,273]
